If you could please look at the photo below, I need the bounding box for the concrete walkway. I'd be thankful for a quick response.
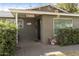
[16,39,79,56]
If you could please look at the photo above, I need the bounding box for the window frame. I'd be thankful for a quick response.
[53,18,73,36]
[18,19,24,29]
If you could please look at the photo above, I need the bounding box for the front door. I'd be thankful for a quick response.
[19,18,37,41]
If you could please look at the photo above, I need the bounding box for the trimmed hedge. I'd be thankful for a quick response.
[0,20,16,56]
[56,28,79,46]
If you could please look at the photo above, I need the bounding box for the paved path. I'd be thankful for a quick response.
[16,39,79,56]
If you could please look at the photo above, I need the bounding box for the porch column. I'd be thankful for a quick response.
[57,13,60,18]
[15,13,19,44]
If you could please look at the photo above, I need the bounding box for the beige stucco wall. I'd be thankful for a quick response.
[41,15,53,44]
[41,15,79,44]
[73,17,79,28]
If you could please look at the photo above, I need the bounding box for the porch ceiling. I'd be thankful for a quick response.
[17,13,40,18]
[18,13,26,18]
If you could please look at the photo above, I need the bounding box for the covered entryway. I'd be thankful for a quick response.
[15,13,41,46]
[19,18,41,41]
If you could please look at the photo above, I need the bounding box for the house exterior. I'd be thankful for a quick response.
[0,5,79,44]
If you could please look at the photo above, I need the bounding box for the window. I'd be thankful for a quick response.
[53,18,73,35]
[18,19,24,29]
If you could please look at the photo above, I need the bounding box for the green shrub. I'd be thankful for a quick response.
[0,20,16,56]
[56,28,79,46]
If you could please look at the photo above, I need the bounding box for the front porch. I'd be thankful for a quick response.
[16,39,79,56]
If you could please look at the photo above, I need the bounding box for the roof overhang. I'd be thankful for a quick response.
[0,9,14,18]
[27,4,68,13]
[1,9,79,17]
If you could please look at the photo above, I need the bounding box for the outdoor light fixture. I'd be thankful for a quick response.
[26,22,32,25]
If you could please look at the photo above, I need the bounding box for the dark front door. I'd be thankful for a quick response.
[37,19,41,41]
